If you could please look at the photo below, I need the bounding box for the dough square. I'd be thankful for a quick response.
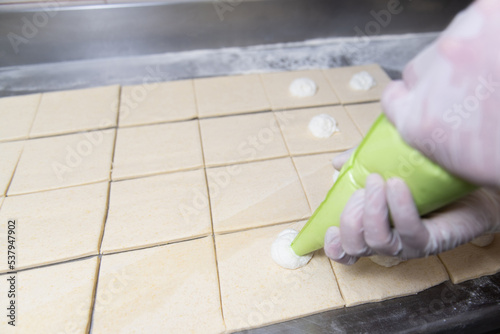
[216,221,344,332]
[331,256,449,307]
[199,112,288,167]
[194,74,270,117]
[112,120,203,181]
[0,182,108,272]
[0,257,98,334]
[323,64,391,104]
[8,129,115,196]
[0,141,24,197]
[438,234,500,284]
[93,237,225,334]
[207,158,311,233]
[293,152,340,212]
[276,106,362,156]
[0,94,40,142]
[260,70,340,110]
[345,102,382,136]
[119,79,197,127]
[101,169,212,254]
[30,85,120,138]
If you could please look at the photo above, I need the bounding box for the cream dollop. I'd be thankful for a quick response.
[369,255,403,268]
[271,229,313,270]
[289,78,317,98]
[471,234,494,247]
[349,71,376,91]
[308,114,338,138]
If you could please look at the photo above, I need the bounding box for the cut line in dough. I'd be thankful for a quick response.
[438,234,500,284]
[292,152,340,212]
[344,102,382,136]
[194,74,270,117]
[331,256,448,307]
[0,93,41,142]
[0,141,24,197]
[216,222,344,332]
[8,130,115,196]
[101,169,212,254]
[92,237,225,334]
[119,79,197,127]
[0,182,108,272]
[199,112,288,167]
[30,85,120,138]
[112,120,203,181]
[206,158,311,234]
[0,257,98,334]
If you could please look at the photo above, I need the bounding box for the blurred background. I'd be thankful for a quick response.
[0,0,472,95]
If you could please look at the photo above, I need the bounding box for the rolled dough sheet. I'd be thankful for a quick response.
[206,158,311,234]
[438,234,500,284]
[0,93,41,142]
[216,221,344,332]
[119,79,197,127]
[194,74,270,117]
[0,141,24,196]
[0,257,98,334]
[275,106,362,155]
[101,169,212,254]
[199,112,288,167]
[8,130,115,196]
[0,182,108,272]
[93,237,225,334]
[112,120,203,181]
[292,152,340,212]
[323,64,391,104]
[260,70,340,110]
[331,256,449,307]
[29,85,120,138]
[344,102,382,136]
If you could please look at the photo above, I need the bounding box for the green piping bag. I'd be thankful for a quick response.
[291,114,477,257]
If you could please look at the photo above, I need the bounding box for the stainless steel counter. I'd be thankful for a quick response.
[0,0,472,96]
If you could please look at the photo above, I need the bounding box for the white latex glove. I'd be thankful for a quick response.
[382,0,500,188]
[324,170,500,265]
[324,0,500,264]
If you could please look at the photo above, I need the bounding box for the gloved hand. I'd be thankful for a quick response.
[324,0,500,263]
[382,0,500,188]
[324,149,500,265]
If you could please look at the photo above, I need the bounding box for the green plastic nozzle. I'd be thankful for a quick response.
[291,114,477,256]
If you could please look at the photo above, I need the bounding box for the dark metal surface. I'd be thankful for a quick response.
[238,273,500,334]
[0,0,472,67]
[0,33,438,97]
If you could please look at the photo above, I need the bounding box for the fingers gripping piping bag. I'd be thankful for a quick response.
[290,114,477,257]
